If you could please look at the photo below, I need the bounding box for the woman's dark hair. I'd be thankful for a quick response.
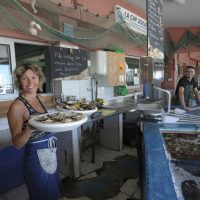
[14,64,44,92]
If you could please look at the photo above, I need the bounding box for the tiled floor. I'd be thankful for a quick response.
[0,145,141,200]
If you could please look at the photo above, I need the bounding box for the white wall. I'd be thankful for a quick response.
[53,79,115,101]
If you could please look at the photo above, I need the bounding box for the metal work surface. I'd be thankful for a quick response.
[104,98,163,112]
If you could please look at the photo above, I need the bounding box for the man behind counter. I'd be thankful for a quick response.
[174,65,200,111]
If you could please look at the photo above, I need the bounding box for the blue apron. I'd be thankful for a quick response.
[17,96,61,199]
[23,133,60,200]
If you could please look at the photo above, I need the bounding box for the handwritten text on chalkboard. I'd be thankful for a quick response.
[49,47,88,79]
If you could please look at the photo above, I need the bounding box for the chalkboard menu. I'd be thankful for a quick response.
[48,47,88,79]
[147,0,164,60]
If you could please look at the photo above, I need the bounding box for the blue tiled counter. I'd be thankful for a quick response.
[143,122,199,200]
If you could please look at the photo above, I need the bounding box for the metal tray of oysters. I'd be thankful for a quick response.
[56,98,98,116]
[28,112,87,132]
[137,103,164,115]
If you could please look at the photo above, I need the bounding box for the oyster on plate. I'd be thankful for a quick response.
[34,112,84,124]
[56,98,97,111]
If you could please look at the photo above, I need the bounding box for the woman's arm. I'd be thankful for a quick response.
[7,101,32,149]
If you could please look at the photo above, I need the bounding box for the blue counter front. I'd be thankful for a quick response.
[143,122,200,200]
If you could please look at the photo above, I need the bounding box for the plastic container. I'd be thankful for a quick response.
[114,86,128,96]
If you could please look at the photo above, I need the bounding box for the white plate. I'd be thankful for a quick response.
[57,107,98,116]
[28,112,88,132]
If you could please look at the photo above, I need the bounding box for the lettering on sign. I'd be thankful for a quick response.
[115,5,147,36]
[48,47,88,79]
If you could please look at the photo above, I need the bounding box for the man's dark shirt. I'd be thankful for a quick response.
[175,76,198,95]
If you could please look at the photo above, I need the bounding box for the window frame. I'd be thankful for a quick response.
[0,37,51,102]
[0,37,17,101]
[125,56,141,89]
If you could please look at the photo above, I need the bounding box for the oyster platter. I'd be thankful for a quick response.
[56,97,98,116]
[28,112,87,132]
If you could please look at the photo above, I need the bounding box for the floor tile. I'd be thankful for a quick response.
[106,191,129,200]
[131,186,141,199]
[61,197,92,200]
[0,195,7,200]
[120,178,139,196]
[59,172,67,179]
[84,171,97,178]
[4,184,28,200]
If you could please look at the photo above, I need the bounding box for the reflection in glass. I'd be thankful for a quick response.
[0,44,13,95]
[125,57,140,87]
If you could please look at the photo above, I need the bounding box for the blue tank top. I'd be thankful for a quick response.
[17,95,49,142]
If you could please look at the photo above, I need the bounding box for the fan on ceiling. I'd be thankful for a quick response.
[165,0,186,5]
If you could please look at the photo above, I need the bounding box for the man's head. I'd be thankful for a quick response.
[185,65,196,80]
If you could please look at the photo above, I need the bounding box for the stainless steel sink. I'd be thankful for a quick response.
[137,98,163,104]
[104,98,164,113]
[104,100,137,111]
[137,103,164,115]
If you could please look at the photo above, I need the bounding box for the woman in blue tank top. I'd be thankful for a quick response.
[7,64,61,200]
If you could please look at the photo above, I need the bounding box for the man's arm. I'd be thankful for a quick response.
[178,86,189,110]
[194,87,200,105]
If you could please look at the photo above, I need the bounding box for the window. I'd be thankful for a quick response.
[0,38,52,102]
[15,43,51,93]
[0,44,14,95]
[125,57,140,87]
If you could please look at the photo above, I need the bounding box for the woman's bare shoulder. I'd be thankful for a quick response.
[8,99,25,115]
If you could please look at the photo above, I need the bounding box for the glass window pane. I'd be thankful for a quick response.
[15,43,49,93]
[125,57,140,87]
[0,44,14,95]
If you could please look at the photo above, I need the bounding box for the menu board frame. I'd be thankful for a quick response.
[147,0,164,60]
[48,46,88,80]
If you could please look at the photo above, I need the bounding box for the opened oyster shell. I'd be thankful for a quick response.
[34,112,84,123]
[56,98,97,111]
[28,112,88,132]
